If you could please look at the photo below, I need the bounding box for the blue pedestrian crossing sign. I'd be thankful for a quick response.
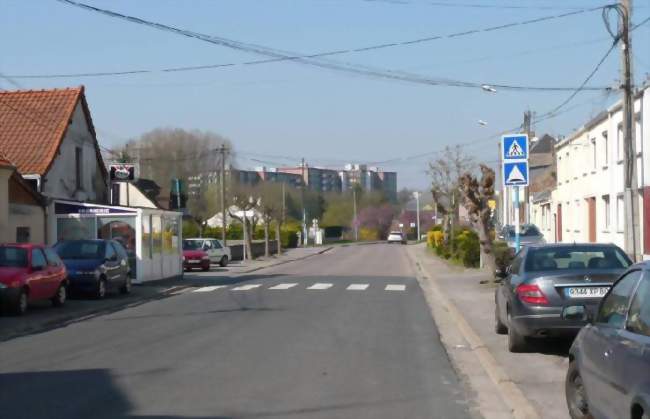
[502,134,529,160]
[503,161,529,186]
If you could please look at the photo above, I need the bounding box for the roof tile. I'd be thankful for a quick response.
[0,87,83,175]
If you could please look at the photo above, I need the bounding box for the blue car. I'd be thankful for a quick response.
[54,240,131,299]
[565,261,650,419]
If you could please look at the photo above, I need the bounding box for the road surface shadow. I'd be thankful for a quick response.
[528,337,573,357]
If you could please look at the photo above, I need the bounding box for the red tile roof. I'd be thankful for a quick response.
[0,86,103,176]
[0,151,14,168]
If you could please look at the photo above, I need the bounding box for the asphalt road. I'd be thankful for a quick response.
[0,244,473,419]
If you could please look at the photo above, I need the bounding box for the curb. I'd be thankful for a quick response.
[408,247,541,419]
[238,246,334,274]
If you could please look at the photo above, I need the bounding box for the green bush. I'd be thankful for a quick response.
[182,219,200,239]
[493,241,515,274]
[429,226,481,268]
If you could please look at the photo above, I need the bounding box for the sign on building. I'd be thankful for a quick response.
[109,163,137,181]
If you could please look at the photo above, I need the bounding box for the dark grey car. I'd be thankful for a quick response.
[495,243,631,352]
[565,262,650,419]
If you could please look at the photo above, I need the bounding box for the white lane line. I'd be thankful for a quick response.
[231,284,263,291]
[192,286,228,293]
[347,284,369,291]
[307,283,333,290]
[385,284,406,291]
[269,283,298,290]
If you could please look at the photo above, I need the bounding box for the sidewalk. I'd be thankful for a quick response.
[217,246,333,274]
[407,243,570,419]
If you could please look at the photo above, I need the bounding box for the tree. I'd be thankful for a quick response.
[229,184,260,260]
[428,146,474,243]
[257,182,284,257]
[187,183,219,236]
[119,127,231,201]
[321,193,354,227]
[397,188,414,208]
[357,204,396,239]
[459,164,496,274]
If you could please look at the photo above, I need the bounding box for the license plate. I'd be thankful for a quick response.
[188,260,201,264]
[565,287,610,298]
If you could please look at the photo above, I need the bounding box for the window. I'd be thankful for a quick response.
[635,113,643,154]
[617,124,624,162]
[112,241,128,260]
[597,270,642,328]
[105,243,116,260]
[524,245,631,272]
[16,227,30,243]
[591,138,597,170]
[602,131,609,165]
[142,215,151,259]
[627,277,650,336]
[617,195,625,232]
[603,195,610,230]
[152,216,162,254]
[0,247,28,267]
[31,249,47,269]
[212,240,222,249]
[57,217,95,241]
[43,248,62,267]
[75,146,83,190]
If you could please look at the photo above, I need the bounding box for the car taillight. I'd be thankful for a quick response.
[516,284,548,305]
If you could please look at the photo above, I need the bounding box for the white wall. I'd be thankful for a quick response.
[8,203,45,244]
[116,183,158,208]
[41,102,107,202]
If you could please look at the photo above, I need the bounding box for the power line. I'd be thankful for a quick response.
[362,0,601,10]
[28,0,612,92]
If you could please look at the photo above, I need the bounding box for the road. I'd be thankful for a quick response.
[0,244,473,419]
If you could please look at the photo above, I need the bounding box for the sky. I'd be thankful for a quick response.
[1,0,649,190]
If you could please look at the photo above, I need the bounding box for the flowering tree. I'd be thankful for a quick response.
[357,204,396,239]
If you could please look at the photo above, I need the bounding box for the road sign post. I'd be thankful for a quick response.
[502,134,529,253]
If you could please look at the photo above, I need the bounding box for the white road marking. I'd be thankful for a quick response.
[385,284,406,291]
[231,284,263,291]
[269,283,298,290]
[347,284,369,290]
[192,286,228,293]
[307,283,333,290]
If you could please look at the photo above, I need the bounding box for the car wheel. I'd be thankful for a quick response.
[219,256,229,267]
[119,276,132,295]
[95,278,107,299]
[51,284,67,307]
[507,312,529,353]
[11,289,28,316]
[495,304,507,335]
[565,360,593,419]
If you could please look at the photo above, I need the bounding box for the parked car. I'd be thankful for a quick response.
[184,238,231,267]
[182,240,211,271]
[565,262,650,419]
[387,231,406,244]
[494,243,631,352]
[55,239,131,299]
[0,243,68,315]
[500,224,545,249]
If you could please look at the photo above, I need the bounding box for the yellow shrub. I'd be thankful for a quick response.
[359,228,379,241]
[428,230,444,248]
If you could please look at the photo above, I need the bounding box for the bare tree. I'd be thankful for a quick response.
[428,146,474,240]
[229,184,260,260]
[459,164,497,274]
[257,183,284,258]
[187,183,219,236]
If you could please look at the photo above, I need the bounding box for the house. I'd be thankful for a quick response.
[530,82,649,259]
[0,153,45,243]
[0,86,109,203]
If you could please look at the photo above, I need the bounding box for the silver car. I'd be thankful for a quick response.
[494,243,631,352]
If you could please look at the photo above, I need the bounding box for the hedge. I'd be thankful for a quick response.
[428,226,481,268]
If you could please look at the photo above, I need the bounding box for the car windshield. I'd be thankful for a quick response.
[0,247,28,268]
[183,240,202,250]
[525,246,631,272]
[55,241,105,260]
[505,225,540,238]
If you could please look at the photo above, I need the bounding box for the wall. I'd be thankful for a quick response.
[0,167,45,243]
[8,203,45,244]
[0,167,11,242]
[116,182,158,208]
[229,240,279,261]
[42,102,108,203]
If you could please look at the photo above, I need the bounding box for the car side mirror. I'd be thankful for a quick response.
[562,305,592,323]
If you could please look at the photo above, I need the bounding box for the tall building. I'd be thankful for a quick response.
[275,165,342,193]
[341,164,397,202]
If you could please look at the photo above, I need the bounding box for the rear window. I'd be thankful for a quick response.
[525,246,631,272]
[55,241,105,260]
[0,247,28,268]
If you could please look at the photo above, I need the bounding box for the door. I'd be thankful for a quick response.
[211,240,225,261]
[104,243,121,288]
[28,248,50,300]
[581,270,642,419]
[557,204,563,242]
[43,247,65,290]
[112,242,131,280]
[587,197,596,243]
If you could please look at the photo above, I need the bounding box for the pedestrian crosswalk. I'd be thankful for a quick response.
[188,283,407,294]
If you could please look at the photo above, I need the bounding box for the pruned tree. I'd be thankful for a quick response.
[428,146,474,241]
[229,184,260,260]
[187,183,219,236]
[257,182,284,257]
[459,164,497,274]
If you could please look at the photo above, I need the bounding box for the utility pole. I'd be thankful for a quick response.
[523,110,532,225]
[301,158,307,246]
[621,0,640,261]
[282,182,286,225]
[353,187,358,241]
[414,191,421,241]
[218,145,228,246]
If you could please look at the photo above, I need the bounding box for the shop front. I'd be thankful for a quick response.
[47,200,182,283]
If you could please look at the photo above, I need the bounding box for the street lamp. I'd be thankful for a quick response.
[481,84,497,93]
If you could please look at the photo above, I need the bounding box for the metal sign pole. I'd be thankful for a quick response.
[514,185,520,252]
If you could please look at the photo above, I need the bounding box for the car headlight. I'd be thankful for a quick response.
[182,256,186,261]
[202,255,210,261]
[0,283,6,289]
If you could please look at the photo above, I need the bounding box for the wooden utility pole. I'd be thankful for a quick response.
[218,145,228,246]
[621,0,640,261]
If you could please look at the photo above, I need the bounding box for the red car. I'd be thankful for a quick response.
[0,243,68,315]
[182,240,210,271]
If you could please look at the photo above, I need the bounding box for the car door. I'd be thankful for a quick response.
[113,242,131,279]
[103,243,121,288]
[498,251,525,322]
[202,240,218,263]
[580,269,642,419]
[211,240,225,260]
[28,248,50,300]
[619,274,650,416]
[43,247,65,289]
